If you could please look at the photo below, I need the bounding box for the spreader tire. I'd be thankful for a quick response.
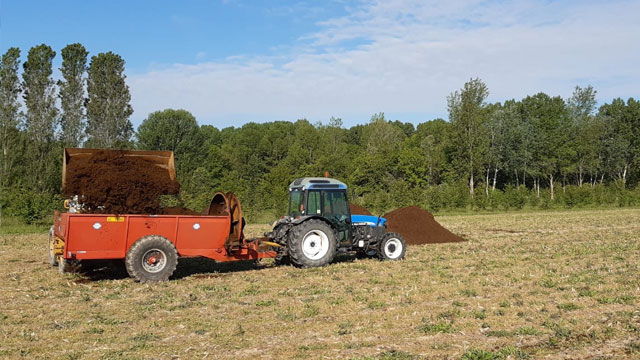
[58,258,81,274]
[48,226,58,266]
[125,235,178,282]
[288,220,337,268]
[378,232,406,261]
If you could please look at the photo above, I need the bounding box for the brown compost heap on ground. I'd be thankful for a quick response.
[350,203,372,215]
[64,150,180,215]
[383,206,465,245]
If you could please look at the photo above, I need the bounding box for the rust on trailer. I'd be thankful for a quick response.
[226,192,244,251]
[205,192,229,216]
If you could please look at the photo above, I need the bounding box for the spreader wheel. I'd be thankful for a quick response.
[125,235,178,282]
[378,232,406,261]
[48,226,58,266]
[58,258,81,274]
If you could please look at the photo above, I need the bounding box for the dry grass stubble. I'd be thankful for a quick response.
[1,209,639,359]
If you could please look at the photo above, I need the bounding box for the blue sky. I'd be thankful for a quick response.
[1,0,639,128]
[1,1,348,70]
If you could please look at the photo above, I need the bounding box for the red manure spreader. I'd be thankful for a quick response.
[50,148,405,282]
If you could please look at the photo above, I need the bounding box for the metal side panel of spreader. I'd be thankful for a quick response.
[62,214,237,261]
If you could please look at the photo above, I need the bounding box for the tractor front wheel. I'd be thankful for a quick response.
[125,235,178,282]
[288,220,337,268]
[378,233,406,261]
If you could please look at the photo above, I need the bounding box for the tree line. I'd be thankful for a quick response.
[1,43,639,223]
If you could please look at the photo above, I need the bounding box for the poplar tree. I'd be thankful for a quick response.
[58,43,88,147]
[86,52,133,148]
[448,78,489,198]
[567,85,599,187]
[521,93,571,199]
[22,44,58,191]
[599,98,640,186]
[0,48,21,188]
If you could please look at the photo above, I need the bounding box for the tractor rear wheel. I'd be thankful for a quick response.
[378,233,406,261]
[288,220,337,268]
[274,248,291,266]
[125,235,178,282]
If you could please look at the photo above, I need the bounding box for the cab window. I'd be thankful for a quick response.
[307,190,322,215]
[288,189,303,216]
[323,191,348,217]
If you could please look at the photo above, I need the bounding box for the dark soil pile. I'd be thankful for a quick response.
[350,203,372,215]
[64,150,180,215]
[384,206,464,245]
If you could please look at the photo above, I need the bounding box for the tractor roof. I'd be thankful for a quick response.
[289,177,347,191]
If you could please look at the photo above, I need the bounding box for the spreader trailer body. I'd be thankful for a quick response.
[50,202,275,281]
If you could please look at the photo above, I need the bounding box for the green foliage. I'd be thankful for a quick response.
[448,78,490,196]
[461,349,497,360]
[1,186,61,224]
[4,46,640,226]
[418,319,455,334]
[58,43,88,147]
[503,185,528,210]
[85,52,133,148]
[22,44,58,145]
[22,44,58,192]
[462,346,529,360]
[556,302,581,311]
[137,109,204,173]
[563,185,593,208]
[0,47,22,189]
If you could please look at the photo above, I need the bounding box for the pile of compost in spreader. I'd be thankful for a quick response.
[64,150,181,215]
[384,206,464,245]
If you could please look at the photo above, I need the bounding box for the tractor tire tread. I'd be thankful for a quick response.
[274,249,291,266]
[288,219,337,268]
[377,232,407,261]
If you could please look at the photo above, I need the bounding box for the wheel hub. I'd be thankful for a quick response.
[141,249,167,273]
[302,230,329,260]
[384,238,403,259]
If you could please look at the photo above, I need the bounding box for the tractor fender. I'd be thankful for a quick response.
[290,215,331,226]
[289,216,339,244]
[269,216,337,246]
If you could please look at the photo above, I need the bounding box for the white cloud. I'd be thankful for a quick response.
[128,0,640,127]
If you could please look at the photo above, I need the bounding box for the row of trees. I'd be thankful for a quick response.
[0,44,132,196]
[448,79,640,201]
[1,43,639,223]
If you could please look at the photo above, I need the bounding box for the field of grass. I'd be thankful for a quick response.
[1,208,639,359]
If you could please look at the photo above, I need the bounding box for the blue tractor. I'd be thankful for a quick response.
[266,177,406,267]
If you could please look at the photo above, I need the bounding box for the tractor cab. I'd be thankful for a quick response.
[288,177,351,245]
